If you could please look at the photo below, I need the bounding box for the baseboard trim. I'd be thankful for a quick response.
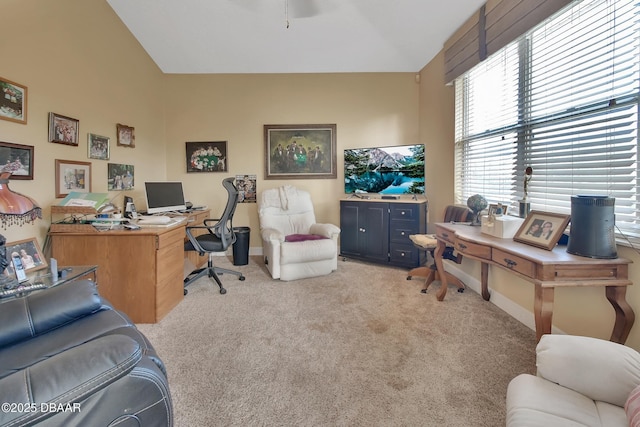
[445,262,565,335]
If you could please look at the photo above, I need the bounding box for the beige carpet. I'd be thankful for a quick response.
[138,256,537,426]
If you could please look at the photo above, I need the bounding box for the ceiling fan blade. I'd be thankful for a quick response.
[289,0,320,18]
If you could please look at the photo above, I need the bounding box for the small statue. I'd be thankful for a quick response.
[523,166,533,200]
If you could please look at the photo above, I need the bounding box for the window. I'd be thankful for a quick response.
[454,0,640,238]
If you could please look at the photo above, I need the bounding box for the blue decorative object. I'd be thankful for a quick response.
[467,194,488,226]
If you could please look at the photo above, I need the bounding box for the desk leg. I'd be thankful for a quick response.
[606,286,635,344]
[434,240,449,301]
[480,262,490,301]
[534,285,554,342]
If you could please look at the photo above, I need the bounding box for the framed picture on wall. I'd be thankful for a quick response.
[0,141,34,180]
[264,124,337,179]
[55,159,92,198]
[116,123,135,147]
[88,133,110,160]
[0,77,27,124]
[186,141,228,172]
[107,163,134,190]
[49,113,79,146]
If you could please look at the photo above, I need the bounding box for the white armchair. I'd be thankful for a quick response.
[507,334,640,427]
[258,186,340,281]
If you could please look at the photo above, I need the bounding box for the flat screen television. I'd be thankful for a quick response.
[344,144,425,195]
[144,182,187,214]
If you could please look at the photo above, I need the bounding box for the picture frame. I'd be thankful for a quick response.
[0,141,34,180]
[87,133,110,160]
[5,238,48,274]
[513,210,571,250]
[55,159,92,198]
[107,163,134,190]
[264,124,337,179]
[0,77,27,124]
[48,113,79,146]
[116,124,135,148]
[488,203,509,217]
[186,141,228,172]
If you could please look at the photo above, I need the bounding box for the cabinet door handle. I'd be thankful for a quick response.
[442,232,449,238]
[401,211,406,215]
[359,228,366,233]
[458,243,467,250]
[401,231,405,236]
[401,252,405,257]
[504,258,517,268]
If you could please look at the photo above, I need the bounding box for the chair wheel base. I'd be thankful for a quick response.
[239,276,245,281]
[457,288,465,293]
[219,287,227,294]
[420,289,427,294]
[184,289,188,296]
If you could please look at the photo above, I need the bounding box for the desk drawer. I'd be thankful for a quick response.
[435,226,456,244]
[493,248,535,277]
[455,238,491,260]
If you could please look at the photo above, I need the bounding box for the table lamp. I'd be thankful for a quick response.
[0,171,42,229]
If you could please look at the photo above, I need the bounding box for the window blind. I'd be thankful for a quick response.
[454,0,640,237]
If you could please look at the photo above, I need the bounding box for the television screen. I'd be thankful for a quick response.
[344,144,425,194]
[144,182,187,214]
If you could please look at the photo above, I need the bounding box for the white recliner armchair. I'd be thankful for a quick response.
[507,334,640,427]
[258,185,340,281]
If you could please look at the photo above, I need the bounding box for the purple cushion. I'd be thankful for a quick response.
[285,234,328,243]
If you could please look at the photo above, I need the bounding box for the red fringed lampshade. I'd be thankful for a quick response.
[0,172,42,228]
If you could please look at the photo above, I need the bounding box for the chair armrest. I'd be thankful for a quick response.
[309,223,340,238]
[0,335,141,426]
[536,334,640,406]
[0,280,102,348]
[261,227,284,242]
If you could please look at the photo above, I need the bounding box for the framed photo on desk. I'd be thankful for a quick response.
[514,210,570,250]
[5,238,47,274]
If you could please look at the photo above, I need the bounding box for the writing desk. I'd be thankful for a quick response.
[434,222,635,343]
[49,209,210,323]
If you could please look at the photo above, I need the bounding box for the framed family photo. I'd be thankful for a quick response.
[107,163,134,190]
[5,238,47,274]
[49,113,79,146]
[513,210,571,250]
[55,159,92,198]
[117,123,135,147]
[488,203,509,217]
[186,141,228,172]
[88,133,110,160]
[0,141,34,180]
[0,77,27,124]
[264,124,337,179]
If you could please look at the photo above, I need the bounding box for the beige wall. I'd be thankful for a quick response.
[1,0,166,245]
[164,73,419,243]
[3,0,639,351]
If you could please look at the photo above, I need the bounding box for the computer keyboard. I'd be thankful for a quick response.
[137,215,172,224]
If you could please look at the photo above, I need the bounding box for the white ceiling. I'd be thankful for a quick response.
[106,0,485,74]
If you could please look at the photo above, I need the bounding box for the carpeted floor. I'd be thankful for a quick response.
[138,256,537,426]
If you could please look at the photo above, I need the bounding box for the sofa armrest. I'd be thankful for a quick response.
[0,280,103,348]
[261,227,284,242]
[0,334,141,426]
[536,334,640,406]
[309,223,340,239]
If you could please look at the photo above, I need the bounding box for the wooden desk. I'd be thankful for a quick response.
[48,210,210,323]
[433,222,635,343]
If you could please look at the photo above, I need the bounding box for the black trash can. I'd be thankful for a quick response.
[232,226,250,266]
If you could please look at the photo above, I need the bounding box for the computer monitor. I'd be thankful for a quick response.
[144,182,187,214]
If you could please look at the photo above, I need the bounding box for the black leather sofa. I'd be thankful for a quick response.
[0,279,173,426]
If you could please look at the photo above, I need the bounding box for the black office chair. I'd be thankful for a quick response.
[183,177,245,295]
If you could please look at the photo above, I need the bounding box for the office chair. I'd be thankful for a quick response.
[183,177,245,295]
[407,204,472,294]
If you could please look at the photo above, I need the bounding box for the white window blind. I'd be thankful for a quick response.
[454,0,640,237]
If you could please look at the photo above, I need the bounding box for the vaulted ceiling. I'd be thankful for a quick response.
[106,0,485,74]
